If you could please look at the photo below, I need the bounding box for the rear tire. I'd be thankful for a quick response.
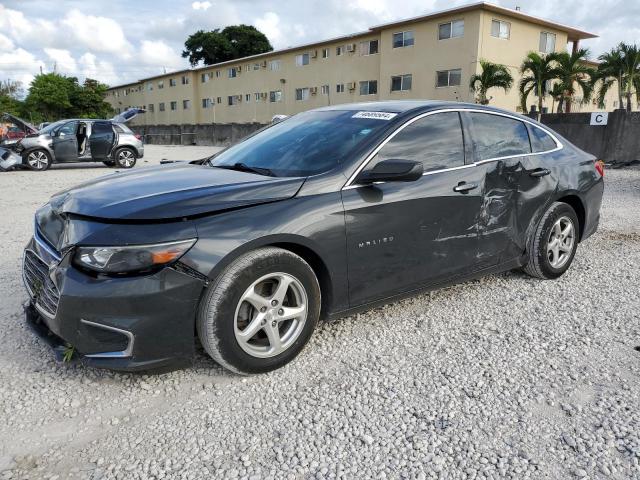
[197,247,321,375]
[114,147,137,168]
[24,150,52,171]
[523,202,579,279]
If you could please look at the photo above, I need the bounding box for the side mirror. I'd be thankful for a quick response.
[356,159,423,184]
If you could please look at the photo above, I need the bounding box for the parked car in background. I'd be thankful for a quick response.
[13,109,145,171]
[22,101,603,374]
[0,113,38,146]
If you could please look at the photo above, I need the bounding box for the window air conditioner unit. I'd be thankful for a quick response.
[261,61,268,68]
[236,66,242,73]
[235,95,242,101]
[310,87,318,94]
[347,82,356,90]
[346,43,356,52]
[311,50,318,58]
[260,92,268,99]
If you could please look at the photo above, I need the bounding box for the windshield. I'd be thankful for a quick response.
[209,110,392,177]
[39,121,66,134]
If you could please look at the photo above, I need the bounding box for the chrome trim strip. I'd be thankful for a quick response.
[342,107,563,189]
[80,319,135,359]
[34,223,62,261]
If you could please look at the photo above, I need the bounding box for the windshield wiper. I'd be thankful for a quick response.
[214,162,275,177]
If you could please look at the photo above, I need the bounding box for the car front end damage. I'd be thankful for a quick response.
[23,211,208,371]
[0,146,24,171]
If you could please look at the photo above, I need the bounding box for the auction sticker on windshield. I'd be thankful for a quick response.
[352,111,398,120]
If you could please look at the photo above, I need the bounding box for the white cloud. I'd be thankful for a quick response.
[61,9,132,56]
[0,47,45,89]
[139,40,184,69]
[78,52,119,85]
[44,48,77,74]
[0,33,14,52]
[254,12,305,49]
[192,1,212,11]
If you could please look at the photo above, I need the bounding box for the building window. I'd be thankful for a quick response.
[228,95,239,106]
[215,70,221,77]
[245,93,251,102]
[539,32,556,53]
[360,40,379,55]
[321,84,330,95]
[269,90,282,102]
[295,88,310,101]
[253,63,261,70]
[391,74,412,91]
[322,48,330,59]
[268,60,281,71]
[393,31,414,48]
[181,75,190,85]
[228,67,238,78]
[336,83,345,93]
[169,78,176,87]
[170,101,177,110]
[201,73,209,83]
[202,98,213,108]
[159,102,165,112]
[491,20,511,39]
[146,82,153,91]
[158,80,164,89]
[336,46,343,56]
[436,69,462,87]
[254,92,261,101]
[296,53,310,66]
[438,20,464,40]
[148,103,154,112]
[359,80,378,95]
[183,99,191,109]
[217,97,222,104]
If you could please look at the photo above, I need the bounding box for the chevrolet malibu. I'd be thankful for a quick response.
[23,101,604,374]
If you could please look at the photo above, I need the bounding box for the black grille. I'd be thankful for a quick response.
[23,250,60,318]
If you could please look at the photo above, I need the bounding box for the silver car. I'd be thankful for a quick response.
[13,111,145,171]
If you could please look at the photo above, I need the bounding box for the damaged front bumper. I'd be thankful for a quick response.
[22,235,207,372]
[0,147,24,171]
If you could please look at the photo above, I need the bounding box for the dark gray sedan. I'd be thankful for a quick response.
[22,101,603,374]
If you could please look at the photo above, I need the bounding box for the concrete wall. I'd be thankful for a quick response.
[541,110,640,164]
[130,123,266,146]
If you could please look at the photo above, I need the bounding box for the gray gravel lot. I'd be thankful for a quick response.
[0,147,638,480]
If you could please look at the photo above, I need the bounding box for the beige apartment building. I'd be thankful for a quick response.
[106,2,604,126]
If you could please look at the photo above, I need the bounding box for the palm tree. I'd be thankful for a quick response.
[552,49,594,112]
[519,52,559,118]
[594,46,625,110]
[619,42,640,112]
[469,60,514,105]
[548,82,565,113]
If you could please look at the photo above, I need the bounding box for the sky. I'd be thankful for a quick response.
[1,0,639,92]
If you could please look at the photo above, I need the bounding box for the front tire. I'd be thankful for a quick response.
[114,147,137,168]
[24,150,52,171]
[523,202,579,279]
[197,247,321,375]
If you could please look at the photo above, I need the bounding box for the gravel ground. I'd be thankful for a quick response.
[0,150,638,480]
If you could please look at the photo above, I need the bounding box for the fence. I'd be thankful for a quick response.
[540,110,640,165]
[130,123,267,147]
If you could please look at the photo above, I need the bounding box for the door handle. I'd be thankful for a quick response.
[453,181,478,193]
[529,168,551,178]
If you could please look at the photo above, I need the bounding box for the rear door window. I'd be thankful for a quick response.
[92,122,113,134]
[468,113,531,161]
[372,112,465,173]
[527,124,557,153]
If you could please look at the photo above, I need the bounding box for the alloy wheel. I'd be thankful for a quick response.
[547,216,575,269]
[118,149,135,167]
[234,272,308,358]
[27,151,49,170]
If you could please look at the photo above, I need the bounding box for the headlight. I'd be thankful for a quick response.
[73,239,196,274]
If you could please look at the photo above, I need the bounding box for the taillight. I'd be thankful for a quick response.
[595,159,605,177]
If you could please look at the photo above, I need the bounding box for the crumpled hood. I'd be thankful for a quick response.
[49,163,305,220]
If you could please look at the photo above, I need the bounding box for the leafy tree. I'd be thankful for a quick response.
[182,25,273,66]
[619,42,640,112]
[519,52,560,118]
[469,60,514,105]
[594,46,625,110]
[0,79,24,117]
[70,79,113,118]
[552,48,594,112]
[548,82,565,113]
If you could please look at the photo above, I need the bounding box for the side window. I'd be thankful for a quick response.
[92,122,112,134]
[57,122,77,136]
[468,113,531,160]
[372,112,465,173]
[528,125,557,153]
